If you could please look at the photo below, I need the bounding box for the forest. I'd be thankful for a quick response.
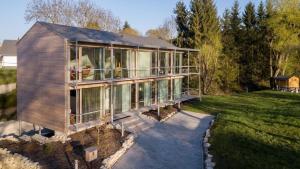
[173,0,300,94]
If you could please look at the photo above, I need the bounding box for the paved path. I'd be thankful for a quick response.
[113,111,214,169]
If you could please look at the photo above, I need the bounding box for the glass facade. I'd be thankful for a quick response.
[68,45,192,126]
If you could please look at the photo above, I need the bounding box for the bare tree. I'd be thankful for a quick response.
[146,16,177,41]
[25,0,121,32]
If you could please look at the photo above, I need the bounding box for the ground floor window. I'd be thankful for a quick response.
[82,87,102,123]
[174,78,182,100]
[158,80,168,103]
[114,84,131,114]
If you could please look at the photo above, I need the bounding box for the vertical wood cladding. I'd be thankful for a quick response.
[17,23,66,132]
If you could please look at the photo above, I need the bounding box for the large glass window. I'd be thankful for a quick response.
[138,82,151,107]
[82,87,101,123]
[173,78,182,100]
[151,52,157,76]
[159,52,171,75]
[137,51,151,77]
[158,80,168,103]
[81,47,102,81]
[174,53,182,74]
[114,49,131,79]
[69,46,112,81]
[114,84,131,114]
[70,47,78,81]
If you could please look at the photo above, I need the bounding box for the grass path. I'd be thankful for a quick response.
[182,90,300,169]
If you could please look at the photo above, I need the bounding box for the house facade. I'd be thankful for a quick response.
[0,40,17,68]
[17,22,200,135]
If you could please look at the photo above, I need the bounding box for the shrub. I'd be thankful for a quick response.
[43,143,55,155]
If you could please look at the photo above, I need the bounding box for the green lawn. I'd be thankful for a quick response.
[182,90,300,169]
[0,69,16,85]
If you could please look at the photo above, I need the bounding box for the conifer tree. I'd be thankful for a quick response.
[189,0,221,94]
[240,2,258,87]
[174,1,190,48]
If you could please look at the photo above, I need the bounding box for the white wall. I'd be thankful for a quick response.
[1,55,17,67]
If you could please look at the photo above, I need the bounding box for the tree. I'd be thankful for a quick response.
[189,0,222,94]
[240,2,258,87]
[146,28,170,40]
[268,0,300,77]
[123,21,130,29]
[25,0,121,32]
[146,17,177,41]
[120,21,140,36]
[219,9,239,91]
[174,1,190,47]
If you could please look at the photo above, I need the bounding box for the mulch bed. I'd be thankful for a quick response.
[0,127,129,169]
[143,105,179,121]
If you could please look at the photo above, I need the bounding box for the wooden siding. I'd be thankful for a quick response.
[289,76,299,88]
[17,23,66,132]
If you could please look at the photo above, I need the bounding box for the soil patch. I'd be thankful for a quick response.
[143,105,178,121]
[0,127,129,169]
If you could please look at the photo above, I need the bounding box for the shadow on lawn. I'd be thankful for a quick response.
[251,90,300,101]
[211,131,300,169]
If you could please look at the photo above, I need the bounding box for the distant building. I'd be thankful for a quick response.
[274,75,299,92]
[0,40,17,68]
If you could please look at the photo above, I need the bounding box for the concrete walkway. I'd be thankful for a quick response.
[113,111,214,169]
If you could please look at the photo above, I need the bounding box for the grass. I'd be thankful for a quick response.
[182,90,300,169]
[0,69,16,85]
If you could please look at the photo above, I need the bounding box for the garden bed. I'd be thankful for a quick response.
[0,127,131,169]
[143,105,179,121]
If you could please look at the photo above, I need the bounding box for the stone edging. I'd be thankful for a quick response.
[0,137,41,169]
[100,134,135,169]
[160,111,177,122]
[203,119,215,169]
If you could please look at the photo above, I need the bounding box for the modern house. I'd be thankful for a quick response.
[17,22,201,135]
[0,40,17,68]
[273,75,299,92]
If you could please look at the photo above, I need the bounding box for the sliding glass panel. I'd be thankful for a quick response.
[104,87,110,114]
[81,47,103,81]
[144,82,151,106]
[122,84,131,112]
[129,51,136,78]
[114,85,122,113]
[114,49,122,78]
[138,83,145,108]
[104,49,112,79]
[131,84,136,109]
[70,47,78,81]
[151,52,157,76]
[159,52,170,75]
[114,84,131,113]
[70,90,79,124]
[174,78,182,99]
[158,80,168,103]
[82,87,101,123]
[122,50,130,78]
[137,51,151,77]
[114,49,131,79]
[151,82,156,104]
[175,53,182,74]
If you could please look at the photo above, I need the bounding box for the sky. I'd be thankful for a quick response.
[0,0,260,43]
